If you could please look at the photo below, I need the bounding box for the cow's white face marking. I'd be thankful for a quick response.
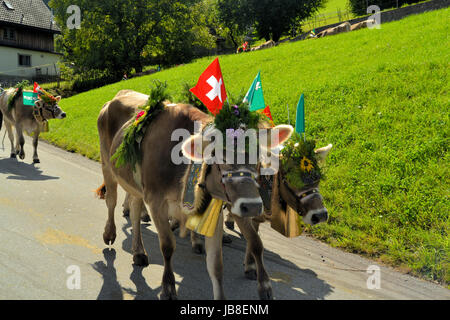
[230,197,263,217]
[302,208,328,225]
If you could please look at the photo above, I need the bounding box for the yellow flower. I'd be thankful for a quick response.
[300,156,314,172]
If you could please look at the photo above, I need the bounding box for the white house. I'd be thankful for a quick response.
[0,0,60,85]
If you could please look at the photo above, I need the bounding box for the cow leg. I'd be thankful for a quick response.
[225,211,235,230]
[32,131,40,163]
[205,210,226,300]
[191,231,204,254]
[129,196,148,266]
[122,192,131,217]
[147,198,177,300]
[243,219,260,280]
[102,168,117,245]
[123,192,151,222]
[233,215,273,300]
[5,122,15,158]
[14,124,25,159]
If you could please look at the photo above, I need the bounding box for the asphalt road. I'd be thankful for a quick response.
[0,133,448,300]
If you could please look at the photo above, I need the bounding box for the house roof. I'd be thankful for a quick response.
[0,0,60,33]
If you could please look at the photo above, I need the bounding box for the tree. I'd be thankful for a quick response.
[248,0,324,42]
[216,0,252,49]
[50,0,207,78]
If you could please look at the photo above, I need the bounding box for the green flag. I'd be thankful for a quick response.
[243,71,265,111]
[295,93,305,134]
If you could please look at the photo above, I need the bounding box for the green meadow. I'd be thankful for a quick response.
[41,8,449,284]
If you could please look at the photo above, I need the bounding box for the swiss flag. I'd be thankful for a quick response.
[33,82,41,93]
[190,58,227,115]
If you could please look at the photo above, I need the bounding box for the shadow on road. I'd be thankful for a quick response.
[0,158,59,181]
[92,216,333,300]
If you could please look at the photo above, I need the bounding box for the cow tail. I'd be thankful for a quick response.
[0,109,3,133]
[94,182,106,199]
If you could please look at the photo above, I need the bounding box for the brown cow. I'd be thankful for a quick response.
[250,40,276,51]
[222,144,332,278]
[0,88,66,163]
[350,19,376,31]
[316,22,351,38]
[97,89,292,299]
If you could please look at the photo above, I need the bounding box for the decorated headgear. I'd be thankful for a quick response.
[280,134,323,189]
[37,89,58,105]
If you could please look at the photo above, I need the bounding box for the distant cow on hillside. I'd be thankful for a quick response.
[250,40,276,51]
[316,22,351,38]
[350,19,376,31]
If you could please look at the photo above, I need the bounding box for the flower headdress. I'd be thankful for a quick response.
[38,90,58,105]
[213,100,262,151]
[280,134,323,189]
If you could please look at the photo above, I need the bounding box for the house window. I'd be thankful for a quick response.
[3,27,15,41]
[18,54,31,67]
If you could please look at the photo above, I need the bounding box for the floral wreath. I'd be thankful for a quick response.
[213,100,262,150]
[111,81,170,171]
[280,134,323,190]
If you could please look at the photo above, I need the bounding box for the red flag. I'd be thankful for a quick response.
[33,82,41,93]
[190,58,227,115]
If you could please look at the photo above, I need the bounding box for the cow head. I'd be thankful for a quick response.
[182,124,293,218]
[34,95,66,120]
[279,143,332,225]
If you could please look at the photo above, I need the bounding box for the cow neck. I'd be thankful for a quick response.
[181,162,212,216]
[32,104,46,122]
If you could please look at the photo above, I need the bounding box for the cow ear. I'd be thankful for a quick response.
[55,96,61,102]
[34,100,44,108]
[314,144,333,163]
[182,134,204,162]
[270,125,294,149]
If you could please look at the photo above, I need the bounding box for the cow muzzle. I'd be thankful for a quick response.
[231,197,263,218]
[303,208,328,225]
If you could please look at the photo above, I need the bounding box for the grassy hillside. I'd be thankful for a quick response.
[41,8,449,284]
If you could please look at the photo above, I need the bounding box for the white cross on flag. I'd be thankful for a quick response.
[190,58,227,115]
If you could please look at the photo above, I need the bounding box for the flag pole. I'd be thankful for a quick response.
[286,104,290,125]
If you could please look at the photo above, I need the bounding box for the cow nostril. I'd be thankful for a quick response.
[311,214,320,225]
[61,113,66,118]
[240,203,249,214]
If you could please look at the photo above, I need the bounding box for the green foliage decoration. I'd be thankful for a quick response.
[281,134,323,189]
[111,81,171,171]
[7,80,30,111]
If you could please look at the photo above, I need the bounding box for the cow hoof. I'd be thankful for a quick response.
[103,232,116,245]
[133,253,149,267]
[245,269,257,280]
[10,153,16,159]
[19,152,25,160]
[225,221,235,230]
[258,286,273,300]
[141,213,151,223]
[33,159,40,164]
[192,243,205,255]
[122,209,130,217]
[222,233,233,244]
